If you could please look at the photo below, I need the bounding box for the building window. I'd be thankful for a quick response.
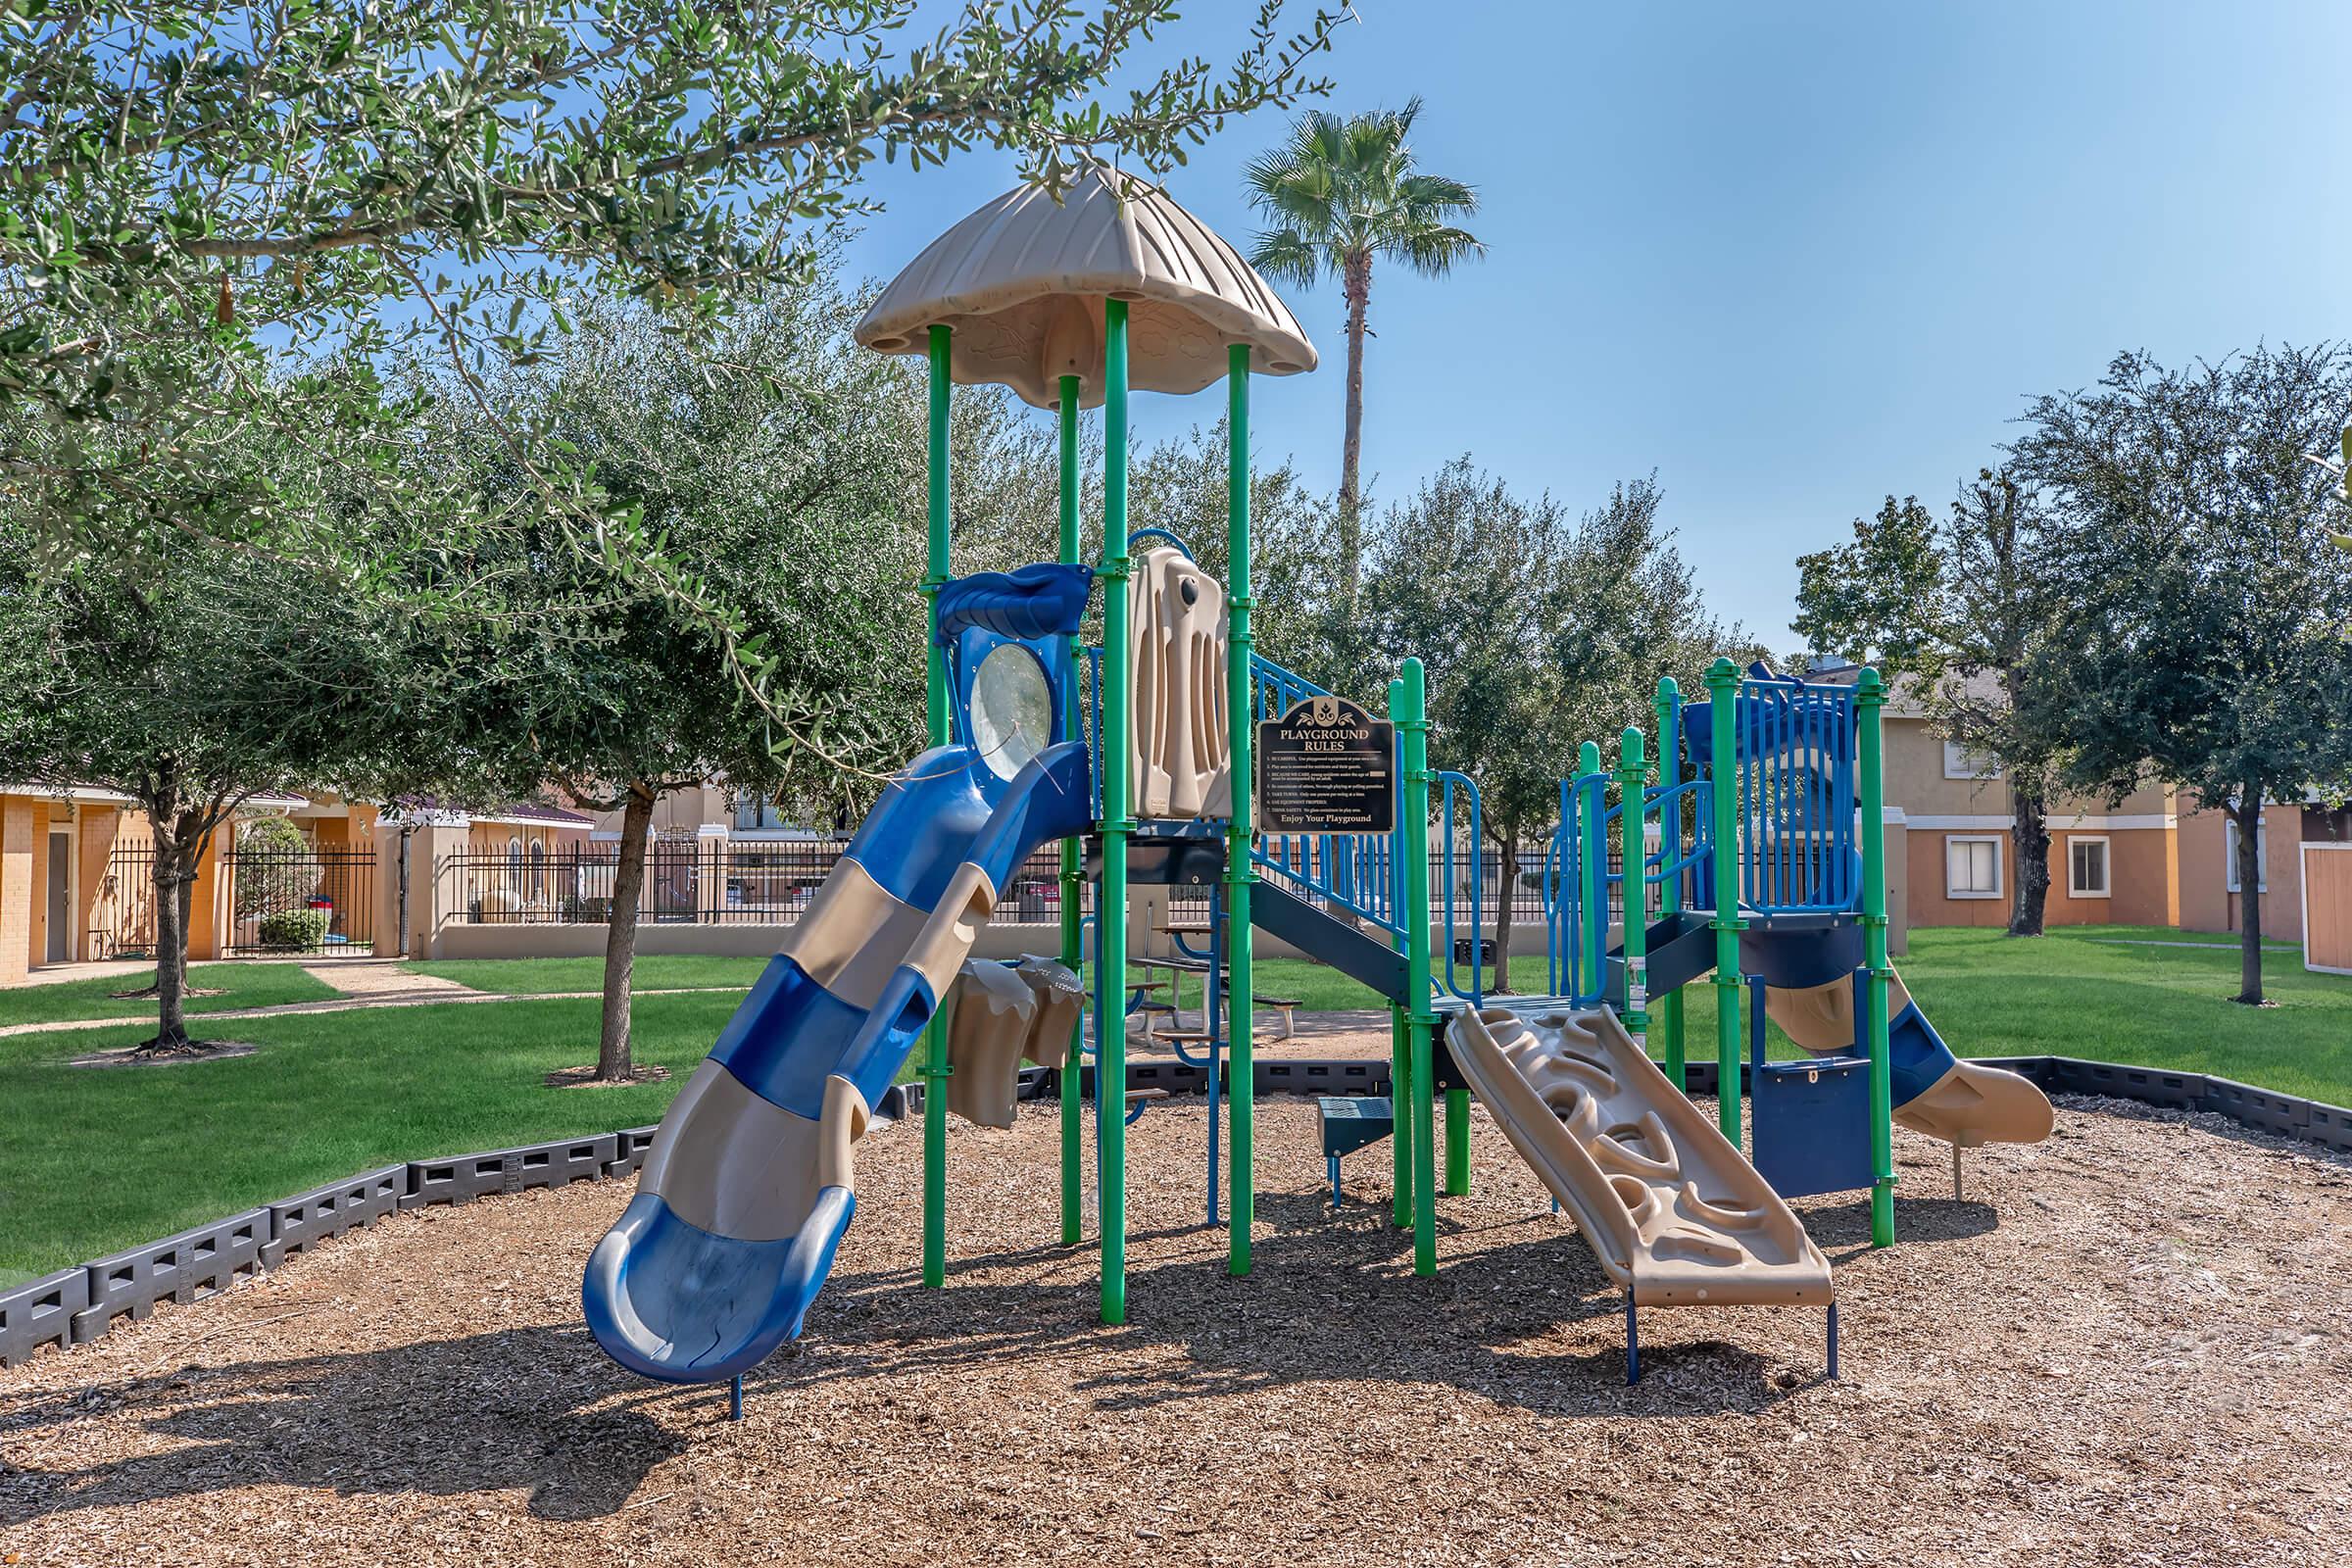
[1945,834,2002,900]
[1942,741,2000,780]
[507,835,524,890]
[2067,836,2110,898]
[733,795,789,832]
[528,840,546,899]
[2225,819,2268,894]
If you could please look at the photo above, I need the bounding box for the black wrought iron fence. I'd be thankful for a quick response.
[440,840,1092,926]
[92,843,160,960]
[223,846,376,955]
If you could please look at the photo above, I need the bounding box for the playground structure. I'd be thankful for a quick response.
[580,171,2056,1401]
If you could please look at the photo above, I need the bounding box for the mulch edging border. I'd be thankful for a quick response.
[6,1052,2347,1370]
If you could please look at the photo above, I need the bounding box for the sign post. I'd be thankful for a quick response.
[1255,695,1396,836]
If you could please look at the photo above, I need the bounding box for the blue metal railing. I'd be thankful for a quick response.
[1438,770,1485,1004]
[1544,765,1715,1005]
[1733,675,1858,913]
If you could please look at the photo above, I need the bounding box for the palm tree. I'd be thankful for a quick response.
[1246,98,1483,605]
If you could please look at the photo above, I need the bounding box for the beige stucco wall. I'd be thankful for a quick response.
[0,794,34,985]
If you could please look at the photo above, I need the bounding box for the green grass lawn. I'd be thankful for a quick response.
[6,922,2346,1284]
[0,991,742,1283]
[403,955,770,994]
[0,963,345,1029]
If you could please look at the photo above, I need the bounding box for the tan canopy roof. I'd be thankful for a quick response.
[854,168,1317,410]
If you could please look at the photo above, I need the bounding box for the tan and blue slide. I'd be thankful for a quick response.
[1447,1004,1833,1308]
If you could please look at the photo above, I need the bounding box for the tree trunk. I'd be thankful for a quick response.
[146,815,196,1052]
[1337,249,1372,610]
[1490,829,1518,995]
[597,785,658,1080]
[2230,790,2267,1005]
[2008,786,2050,938]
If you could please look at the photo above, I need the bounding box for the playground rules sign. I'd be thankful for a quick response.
[1256,696,1396,835]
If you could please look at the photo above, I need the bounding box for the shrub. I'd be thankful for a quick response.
[256,908,331,951]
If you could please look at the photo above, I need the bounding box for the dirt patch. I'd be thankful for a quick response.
[68,1041,260,1068]
[543,1063,673,1089]
[3,1098,2347,1565]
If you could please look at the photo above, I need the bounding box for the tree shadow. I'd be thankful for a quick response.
[0,1324,689,1528]
[788,1182,1831,1425]
[5,1183,1837,1530]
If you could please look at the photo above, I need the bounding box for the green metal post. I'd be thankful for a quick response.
[1388,676,1412,1230]
[1706,658,1744,1151]
[1224,344,1257,1277]
[1057,375,1085,1247]
[921,325,953,1289]
[1617,726,1648,1050]
[1400,659,1437,1277]
[1445,1087,1470,1197]
[1857,668,1897,1248]
[1655,677,1687,1089]
[1099,301,1132,1324]
[1577,739,1604,991]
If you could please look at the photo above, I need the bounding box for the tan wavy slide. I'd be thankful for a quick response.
[1449,1005,1832,1308]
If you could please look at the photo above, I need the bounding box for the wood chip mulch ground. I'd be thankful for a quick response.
[4,1095,2349,1567]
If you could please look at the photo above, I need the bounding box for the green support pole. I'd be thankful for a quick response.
[1655,677,1687,1088]
[1706,657,1744,1151]
[1057,375,1085,1248]
[1616,726,1648,1051]
[1388,676,1412,1230]
[921,325,953,1290]
[1224,344,1257,1277]
[1400,659,1438,1277]
[1857,668,1897,1248]
[1445,1088,1470,1197]
[1577,739,1603,992]
[1099,301,1132,1324]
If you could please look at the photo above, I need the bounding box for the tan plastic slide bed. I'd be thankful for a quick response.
[1448,1005,1832,1308]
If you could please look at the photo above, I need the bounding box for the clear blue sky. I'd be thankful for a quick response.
[840,2,2352,649]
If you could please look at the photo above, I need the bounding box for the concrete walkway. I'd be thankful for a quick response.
[0,964,754,1040]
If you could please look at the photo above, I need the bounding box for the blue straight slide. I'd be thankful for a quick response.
[583,738,1093,1383]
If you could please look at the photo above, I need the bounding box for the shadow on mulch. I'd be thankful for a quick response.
[0,1325,690,1527]
[771,1187,1833,1425]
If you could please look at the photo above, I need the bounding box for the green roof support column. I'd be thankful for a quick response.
[1577,740,1603,996]
[1400,658,1437,1277]
[1057,374,1085,1249]
[1224,343,1257,1277]
[1616,726,1648,1052]
[1654,677,1687,1090]
[1098,299,1132,1324]
[1387,677,1412,1231]
[1705,658,1745,1151]
[921,323,953,1290]
[1857,668,1897,1248]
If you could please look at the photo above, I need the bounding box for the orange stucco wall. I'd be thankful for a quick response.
[1904,824,2177,930]
[2176,803,2303,942]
